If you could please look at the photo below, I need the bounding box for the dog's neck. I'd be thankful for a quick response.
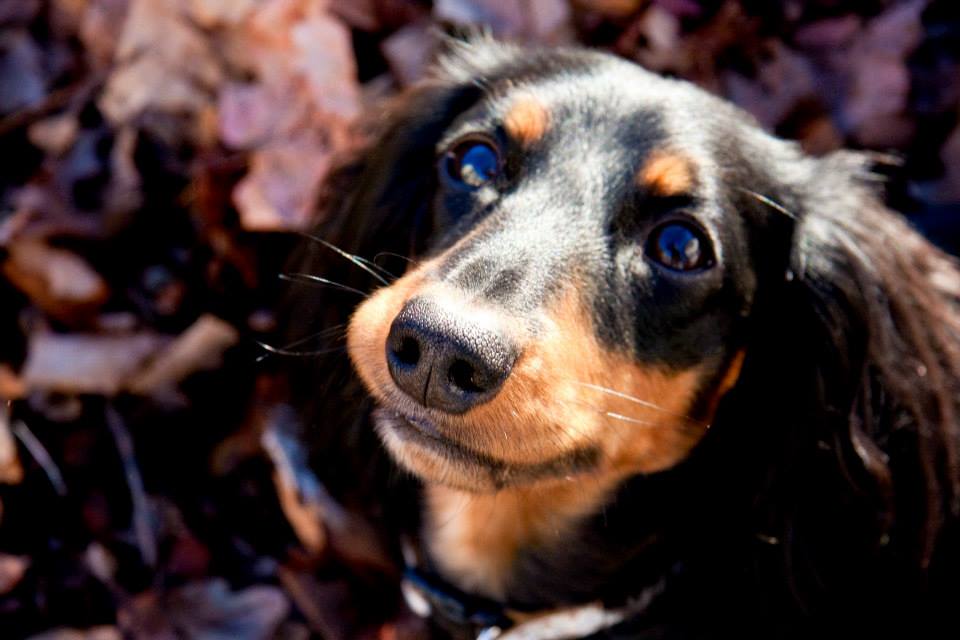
[422,473,627,601]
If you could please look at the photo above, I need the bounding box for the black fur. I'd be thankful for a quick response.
[287,39,960,638]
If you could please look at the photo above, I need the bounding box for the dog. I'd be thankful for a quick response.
[291,38,960,639]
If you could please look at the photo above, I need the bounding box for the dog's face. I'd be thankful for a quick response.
[347,47,782,493]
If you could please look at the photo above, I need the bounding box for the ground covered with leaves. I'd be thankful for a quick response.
[1,1,959,638]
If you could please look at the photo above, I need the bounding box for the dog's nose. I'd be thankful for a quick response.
[385,297,516,414]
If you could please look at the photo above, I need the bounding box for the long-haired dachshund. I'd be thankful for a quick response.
[291,37,960,639]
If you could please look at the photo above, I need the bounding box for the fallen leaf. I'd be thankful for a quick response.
[381,20,435,86]
[233,137,331,230]
[573,0,644,18]
[0,553,29,595]
[129,314,239,395]
[435,0,572,42]
[99,0,222,129]
[186,0,256,29]
[21,332,165,395]
[165,579,289,640]
[2,241,110,325]
[291,12,361,121]
[25,627,122,640]
[723,42,818,130]
[0,364,27,401]
[0,404,23,485]
[27,113,80,156]
[841,0,925,147]
[792,15,861,51]
[0,30,47,115]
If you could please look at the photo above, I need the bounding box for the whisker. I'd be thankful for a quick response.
[355,255,398,281]
[561,396,700,432]
[255,324,347,363]
[278,273,369,298]
[602,411,658,427]
[299,232,391,286]
[574,382,668,412]
[255,341,346,359]
[738,188,797,220]
[572,382,707,428]
[373,251,414,266]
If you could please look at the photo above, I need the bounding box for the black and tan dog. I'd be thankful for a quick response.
[295,38,960,638]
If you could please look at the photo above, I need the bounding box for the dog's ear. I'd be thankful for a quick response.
[730,150,960,607]
[276,50,491,511]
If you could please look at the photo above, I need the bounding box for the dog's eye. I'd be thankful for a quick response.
[647,222,713,271]
[443,139,500,188]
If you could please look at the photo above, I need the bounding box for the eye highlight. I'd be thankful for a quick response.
[443,138,500,188]
[646,221,713,272]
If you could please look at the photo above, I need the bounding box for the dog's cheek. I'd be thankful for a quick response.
[462,289,709,472]
[346,288,396,400]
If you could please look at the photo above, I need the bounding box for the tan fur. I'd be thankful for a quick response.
[638,150,695,196]
[504,96,550,147]
[424,478,618,599]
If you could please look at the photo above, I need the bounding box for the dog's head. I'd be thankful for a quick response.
[344,41,795,493]
[336,40,960,551]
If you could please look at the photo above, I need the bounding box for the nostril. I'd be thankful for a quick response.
[449,359,485,393]
[393,336,420,367]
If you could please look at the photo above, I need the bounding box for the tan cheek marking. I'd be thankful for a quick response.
[463,288,707,474]
[702,348,746,419]
[504,96,550,147]
[638,150,695,196]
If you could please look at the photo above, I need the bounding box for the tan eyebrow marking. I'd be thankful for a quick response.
[638,150,696,196]
[503,96,550,147]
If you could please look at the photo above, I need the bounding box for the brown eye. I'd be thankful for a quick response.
[443,139,500,188]
[647,222,713,271]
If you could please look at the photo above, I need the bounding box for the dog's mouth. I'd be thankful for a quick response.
[372,405,462,457]
[371,402,603,492]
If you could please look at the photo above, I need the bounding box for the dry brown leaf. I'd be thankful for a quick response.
[26,627,122,640]
[233,137,332,230]
[28,113,80,156]
[262,424,327,556]
[573,0,644,18]
[99,0,222,128]
[841,0,925,147]
[129,314,239,395]
[0,30,47,114]
[723,42,818,130]
[381,21,436,86]
[219,0,361,230]
[164,579,289,640]
[435,0,572,42]
[2,241,110,324]
[21,332,165,395]
[793,15,861,51]
[0,553,29,596]
[329,0,379,31]
[76,0,130,68]
[291,12,361,121]
[0,405,24,485]
[0,364,27,401]
[218,81,309,150]
[186,0,256,29]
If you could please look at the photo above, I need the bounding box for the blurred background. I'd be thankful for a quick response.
[1,1,959,638]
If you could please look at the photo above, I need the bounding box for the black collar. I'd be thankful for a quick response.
[403,566,512,639]
[401,563,679,640]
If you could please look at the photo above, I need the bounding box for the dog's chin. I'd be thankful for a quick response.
[372,406,503,493]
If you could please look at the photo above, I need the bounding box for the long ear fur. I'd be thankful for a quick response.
[277,45,492,512]
[727,150,960,615]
